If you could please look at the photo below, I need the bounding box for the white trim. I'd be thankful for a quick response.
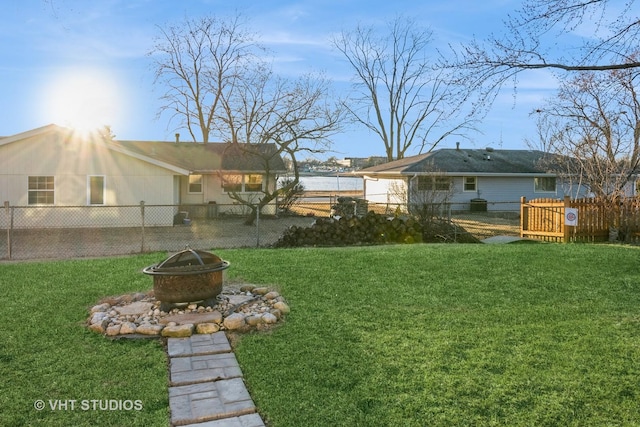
[87,175,106,205]
[462,176,477,192]
[28,175,55,205]
[533,176,557,193]
[188,174,203,194]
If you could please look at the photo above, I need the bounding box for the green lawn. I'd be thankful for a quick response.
[1,244,640,426]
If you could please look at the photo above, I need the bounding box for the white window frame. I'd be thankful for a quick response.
[188,174,203,194]
[222,174,264,193]
[244,174,263,192]
[28,176,55,205]
[534,176,557,193]
[87,175,106,205]
[463,176,477,192]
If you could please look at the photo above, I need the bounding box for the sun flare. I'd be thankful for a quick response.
[43,68,122,135]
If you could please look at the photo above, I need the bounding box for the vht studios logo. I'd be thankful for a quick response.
[34,399,143,411]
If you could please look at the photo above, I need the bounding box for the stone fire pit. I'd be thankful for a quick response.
[142,247,229,312]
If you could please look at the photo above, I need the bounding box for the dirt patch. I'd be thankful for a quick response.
[451,213,520,240]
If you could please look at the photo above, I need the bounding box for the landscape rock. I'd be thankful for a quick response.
[196,323,220,334]
[88,323,105,333]
[261,313,278,324]
[239,285,255,293]
[269,309,282,319]
[264,291,280,300]
[90,303,110,313]
[106,324,121,336]
[90,312,108,325]
[120,322,137,334]
[245,315,263,326]
[273,301,290,314]
[87,285,289,337]
[223,313,246,330]
[136,324,164,335]
[161,324,194,338]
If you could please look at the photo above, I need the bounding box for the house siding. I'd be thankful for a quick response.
[363,176,406,206]
[0,131,180,227]
[0,125,288,227]
[363,174,589,213]
[450,176,548,211]
[178,173,279,218]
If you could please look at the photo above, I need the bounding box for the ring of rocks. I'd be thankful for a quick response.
[87,284,290,338]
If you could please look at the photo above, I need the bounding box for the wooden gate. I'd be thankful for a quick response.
[520,196,611,243]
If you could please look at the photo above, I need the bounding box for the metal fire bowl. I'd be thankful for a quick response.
[143,261,229,304]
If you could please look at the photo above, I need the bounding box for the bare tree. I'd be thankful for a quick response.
[150,14,261,143]
[151,14,344,224]
[445,0,640,105]
[333,16,475,162]
[220,71,344,223]
[386,164,454,225]
[530,64,640,202]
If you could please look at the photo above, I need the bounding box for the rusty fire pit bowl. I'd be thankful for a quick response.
[142,247,230,306]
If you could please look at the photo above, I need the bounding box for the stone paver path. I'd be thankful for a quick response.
[167,332,265,427]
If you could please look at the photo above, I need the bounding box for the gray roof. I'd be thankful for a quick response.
[112,140,287,174]
[356,148,564,175]
[0,124,287,175]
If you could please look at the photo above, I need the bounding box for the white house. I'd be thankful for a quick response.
[0,124,286,227]
[354,147,593,212]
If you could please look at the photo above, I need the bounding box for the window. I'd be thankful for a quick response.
[417,176,451,191]
[222,174,242,192]
[188,175,203,193]
[244,174,263,192]
[463,176,477,192]
[222,174,264,192]
[28,176,54,205]
[88,176,105,205]
[534,177,556,192]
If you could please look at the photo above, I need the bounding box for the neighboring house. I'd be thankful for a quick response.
[354,146,591,212]
[0,124,286,227]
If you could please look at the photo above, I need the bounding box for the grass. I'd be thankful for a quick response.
[0,253,169,426]
[1,244,640,426]
[224,244,640,426]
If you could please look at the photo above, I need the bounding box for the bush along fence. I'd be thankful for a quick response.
[520,196,640,243]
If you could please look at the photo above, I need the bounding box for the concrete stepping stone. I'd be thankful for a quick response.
[181,413,265,427]
[169,378,257,426]
[167,331,231,357]
[170,352,243,386]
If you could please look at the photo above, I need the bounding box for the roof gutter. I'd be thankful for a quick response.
[357,171,557,177]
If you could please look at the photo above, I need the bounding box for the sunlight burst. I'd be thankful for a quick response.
[43,68,122,135]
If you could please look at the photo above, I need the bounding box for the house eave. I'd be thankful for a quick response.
[214,169,288,174]
[358,171,557,178]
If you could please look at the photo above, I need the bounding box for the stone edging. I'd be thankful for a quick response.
[87,284,290,338]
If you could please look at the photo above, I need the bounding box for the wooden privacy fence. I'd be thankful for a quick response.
[520,196,640,243]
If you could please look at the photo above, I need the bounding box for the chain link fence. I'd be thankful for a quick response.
[1,199,522,260]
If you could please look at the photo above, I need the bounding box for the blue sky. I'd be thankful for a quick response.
[1,0,559,159]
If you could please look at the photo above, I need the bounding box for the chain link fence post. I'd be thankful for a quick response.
[140,201,145,253]
[4,201,12,259]
[256,203,260,248]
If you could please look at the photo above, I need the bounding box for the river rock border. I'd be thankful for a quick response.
[87,284,290,338]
